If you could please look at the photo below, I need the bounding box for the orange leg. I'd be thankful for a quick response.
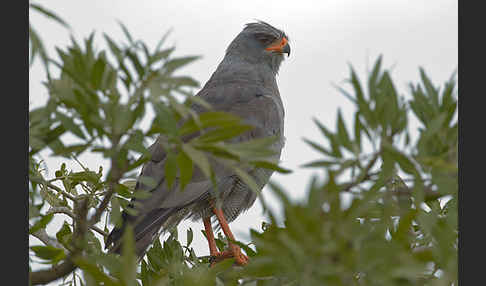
[203,216,233,266]
[203,217,219,257]
[212,207,249,266]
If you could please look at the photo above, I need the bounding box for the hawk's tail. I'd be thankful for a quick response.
[105,207,179,258]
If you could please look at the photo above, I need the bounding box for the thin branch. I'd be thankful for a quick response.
[29,258,77,286]
[46,181,76,201]
[342,154,380,192]
[47,207,109,237]
[30,226,66,251]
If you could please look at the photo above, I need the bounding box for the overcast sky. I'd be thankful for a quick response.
[29,0,457,279]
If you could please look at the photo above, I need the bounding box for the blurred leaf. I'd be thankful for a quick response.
[149,47,175,65]
[382,142,419,176]
[195,124,253,144]
[29,24,48,67]
[180,111,242,137]
[251,160,292,174]
[30,245,65,264]
[186,228,193,247]
[91,57,106,89]
[303,138,334,157]
[56,111,85,139]
[30,3,71,29]
[126,50,145,78]
[121,225,137,286]
[182,144,211,179]
[165,151,177,189]
[177,150,193,191]
[336,109,353,151]
[109,196,122,228]
[117,21,134,44]
[164,56,201,74]
[56,221,73,247]
[74,257,118,286]
[29,213,54,234]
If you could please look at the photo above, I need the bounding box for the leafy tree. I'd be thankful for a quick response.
[29,4,457,286]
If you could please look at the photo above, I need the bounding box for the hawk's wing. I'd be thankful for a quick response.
[106,82,283,256]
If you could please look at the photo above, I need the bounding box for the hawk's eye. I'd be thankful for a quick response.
[254,33,276,45]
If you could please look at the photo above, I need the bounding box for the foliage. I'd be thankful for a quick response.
[29,5,457,286]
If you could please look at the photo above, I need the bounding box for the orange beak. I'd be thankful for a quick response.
[265,37,291,56]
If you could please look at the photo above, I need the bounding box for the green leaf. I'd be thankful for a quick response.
[176,150,193,191]
[126,50,144,78]
[336,109,353,151]
[182,144,212,179]
[303,138,334,157]
[30,3,71,29]
[179,111,242,137]
[382,142,419,176]
[195,124,253,144]
[29,213,54,234]
[169,76,200,88]
[103,33,123,60]
[251,160,292,174]
[56,221,72,247]
[186,228,193,247]
[123,130,149,156]
[350,66,376,128]
[138,176,158,190]
[419,68,440,109]
[368,55,383,90]
[313,118,342,158]
[109,197,122,228]
[117,21,134,44]
[152,101,178,136]
[163,56,201,74]
[186,95,212,110]
[301,160,338,168]
[149,47,175,65]
[121,225,137,286]
[74,257,118,286]
[165,151,177,189]
[30,245,65,263]
[91,58,106,89]
[354,112,363,152]
[29,24,48,67]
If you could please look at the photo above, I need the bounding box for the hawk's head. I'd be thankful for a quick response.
[226,21,290,74]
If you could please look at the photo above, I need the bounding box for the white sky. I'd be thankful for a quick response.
[29,0,457,282]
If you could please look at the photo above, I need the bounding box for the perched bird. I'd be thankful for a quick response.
[106,21,290,266]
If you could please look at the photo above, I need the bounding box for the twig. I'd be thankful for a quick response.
[30,226,66,252]
[47,207,109,237]
[342,154,380,192]
[46,181,76,201]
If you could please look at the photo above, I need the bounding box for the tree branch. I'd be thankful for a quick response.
[30,198,89,285]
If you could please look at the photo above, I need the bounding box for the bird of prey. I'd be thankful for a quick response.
[106,21,290,266]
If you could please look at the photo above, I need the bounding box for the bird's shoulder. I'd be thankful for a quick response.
[193,80,284,126]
